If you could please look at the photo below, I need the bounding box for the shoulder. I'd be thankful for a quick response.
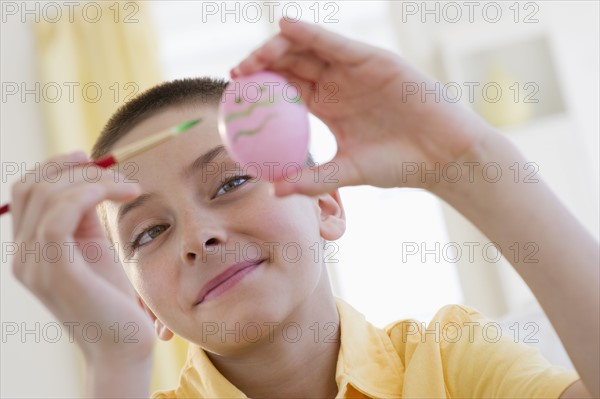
[381,303,485,366]
[385,303,483,329]
[382,304,580,398]
[384,304,484,342]
[152,391,177,398]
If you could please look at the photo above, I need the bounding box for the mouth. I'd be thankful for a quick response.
[195,259,265,305]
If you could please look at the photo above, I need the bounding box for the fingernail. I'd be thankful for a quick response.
[230,67,241,78]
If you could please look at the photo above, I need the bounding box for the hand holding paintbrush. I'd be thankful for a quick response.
[3,117,200,390]
[0,118,200,216]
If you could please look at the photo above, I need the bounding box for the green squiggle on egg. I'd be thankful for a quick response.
[226,86,303,122]
[226,99,278,123]
[289,95,303,104]
[233,113,276,143]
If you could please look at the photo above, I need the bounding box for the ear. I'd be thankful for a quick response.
[317,189,346,241]
[137,295,174,341]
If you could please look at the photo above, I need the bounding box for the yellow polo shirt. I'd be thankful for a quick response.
[152,298,579,398]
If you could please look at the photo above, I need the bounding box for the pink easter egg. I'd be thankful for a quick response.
[218,71,310,182]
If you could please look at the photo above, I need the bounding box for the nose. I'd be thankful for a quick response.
[180,218,227,266]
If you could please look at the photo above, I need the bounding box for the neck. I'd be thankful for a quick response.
[206,267,341,399]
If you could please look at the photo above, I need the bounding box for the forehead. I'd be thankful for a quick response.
[113,104,220,150]
[110,105,224,181]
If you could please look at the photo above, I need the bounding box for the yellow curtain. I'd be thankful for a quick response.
[33,1,187,393]
[34,1,160,153]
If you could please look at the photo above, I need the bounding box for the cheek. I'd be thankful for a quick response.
[122,265,152,303]
[125,259,176,311]
[250,195,317,235]
[259,206,322,274]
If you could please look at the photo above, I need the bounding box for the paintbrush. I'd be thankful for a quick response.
[0,118,201,216]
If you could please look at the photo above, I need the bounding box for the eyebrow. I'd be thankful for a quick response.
[117,193,154,225]
[182,145,227,179]
[117,145,227,225]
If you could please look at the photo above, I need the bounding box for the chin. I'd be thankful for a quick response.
[227,292,292,326]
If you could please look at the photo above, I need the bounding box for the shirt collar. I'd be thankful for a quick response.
[334,297,404,397]
[173,297,404,398]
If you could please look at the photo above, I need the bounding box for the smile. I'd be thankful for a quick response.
[195,259,265,305]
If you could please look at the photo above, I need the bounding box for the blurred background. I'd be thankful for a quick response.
[1,1,598,397]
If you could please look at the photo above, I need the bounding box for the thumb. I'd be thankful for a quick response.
[271,157,361,197]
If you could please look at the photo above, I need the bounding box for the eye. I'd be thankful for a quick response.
[128,224,168,253]
[215,174,252,197]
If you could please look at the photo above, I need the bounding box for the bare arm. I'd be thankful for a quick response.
[432,131,599,398]
[87,357,153,398]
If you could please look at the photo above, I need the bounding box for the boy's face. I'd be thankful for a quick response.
[103,104,346,354]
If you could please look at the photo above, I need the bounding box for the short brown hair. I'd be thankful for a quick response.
[91,77,228,160]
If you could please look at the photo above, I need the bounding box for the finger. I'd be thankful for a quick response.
[272,157,363,197]
[19,169,138,242]
[11,151,88,238]
[234,35,292,77]
[35,177,140,245]
[278,19,373,65]
[16,166,92,241]
[12,179,138,293]
[269,51,328,84]
[234,20,372,78]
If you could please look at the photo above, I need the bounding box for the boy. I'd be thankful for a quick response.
[10,20,596,398]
